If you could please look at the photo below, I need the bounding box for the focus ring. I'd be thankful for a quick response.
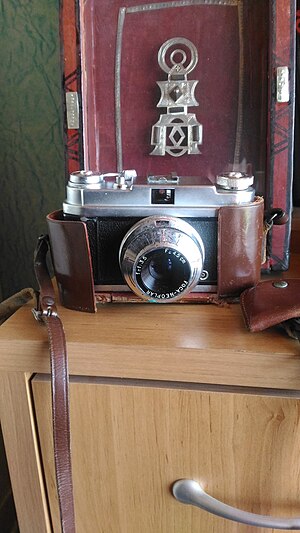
[119,216,205,302]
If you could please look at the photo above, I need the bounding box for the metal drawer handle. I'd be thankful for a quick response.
[172,479,300,530]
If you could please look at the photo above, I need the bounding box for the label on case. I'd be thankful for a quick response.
[66,92,79,129]
[276,67,290,103]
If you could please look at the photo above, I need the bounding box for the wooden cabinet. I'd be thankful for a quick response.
[0,253,300,532]
[33,377,300,533]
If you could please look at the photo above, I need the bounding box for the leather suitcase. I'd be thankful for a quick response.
[60,0,296,272]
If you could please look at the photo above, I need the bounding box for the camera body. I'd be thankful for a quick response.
[47,170,264,311]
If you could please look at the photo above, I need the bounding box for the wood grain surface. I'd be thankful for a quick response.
[0,254,299,390]
[0,373,51,532]
[33,375,300,533]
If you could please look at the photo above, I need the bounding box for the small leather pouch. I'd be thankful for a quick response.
[240,279,300,340]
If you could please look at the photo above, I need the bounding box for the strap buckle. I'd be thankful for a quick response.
[32,293,58,322]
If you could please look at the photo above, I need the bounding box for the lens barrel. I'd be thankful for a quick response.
[119,216,205,302]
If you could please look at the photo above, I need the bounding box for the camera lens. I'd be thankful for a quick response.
[140,250,191,294]
[149,256,173,280]
[119,216,205,302]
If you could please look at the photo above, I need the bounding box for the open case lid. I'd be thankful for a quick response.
[60,0,296,271]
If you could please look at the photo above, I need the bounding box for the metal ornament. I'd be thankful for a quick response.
[150,37,203,157]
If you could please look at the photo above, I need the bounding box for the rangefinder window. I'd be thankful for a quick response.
[151,188,175,204]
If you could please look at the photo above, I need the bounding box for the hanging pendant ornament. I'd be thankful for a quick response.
[150,37,203,157]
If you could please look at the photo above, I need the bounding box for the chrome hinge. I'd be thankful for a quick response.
[276,67,289,103]
[66,92,79,129]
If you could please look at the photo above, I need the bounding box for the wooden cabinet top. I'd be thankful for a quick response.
[0,254,299,391]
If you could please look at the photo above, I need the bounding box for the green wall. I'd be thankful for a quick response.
[0,0,65,300]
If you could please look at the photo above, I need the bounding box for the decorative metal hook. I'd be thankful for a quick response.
[150,37,203,158]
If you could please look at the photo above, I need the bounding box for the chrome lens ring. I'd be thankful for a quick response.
[119,216,205,302]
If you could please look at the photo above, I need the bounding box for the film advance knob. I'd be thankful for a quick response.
[216,172,254,191]
[69,170,103,185]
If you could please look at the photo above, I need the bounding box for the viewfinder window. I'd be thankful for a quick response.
[151,189,175,204]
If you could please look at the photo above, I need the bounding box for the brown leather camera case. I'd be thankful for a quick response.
[47,197,264,312]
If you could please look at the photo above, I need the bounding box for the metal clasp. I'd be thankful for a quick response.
[66,92,79,129]
[276,67,289,103]
[32,295,58,322]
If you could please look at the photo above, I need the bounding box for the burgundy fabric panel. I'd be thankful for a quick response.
[120,5,239,177]
[217,197,264,298]
[241,279,300,332]
[47,211,96,312]
[80,1,271,181]
[81,1,240,176]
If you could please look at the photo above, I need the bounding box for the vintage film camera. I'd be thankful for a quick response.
[47,170,264,312]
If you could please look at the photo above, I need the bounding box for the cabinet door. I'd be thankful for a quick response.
[32,376,300,533]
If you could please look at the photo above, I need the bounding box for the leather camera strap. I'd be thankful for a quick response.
[33,235,76,533]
